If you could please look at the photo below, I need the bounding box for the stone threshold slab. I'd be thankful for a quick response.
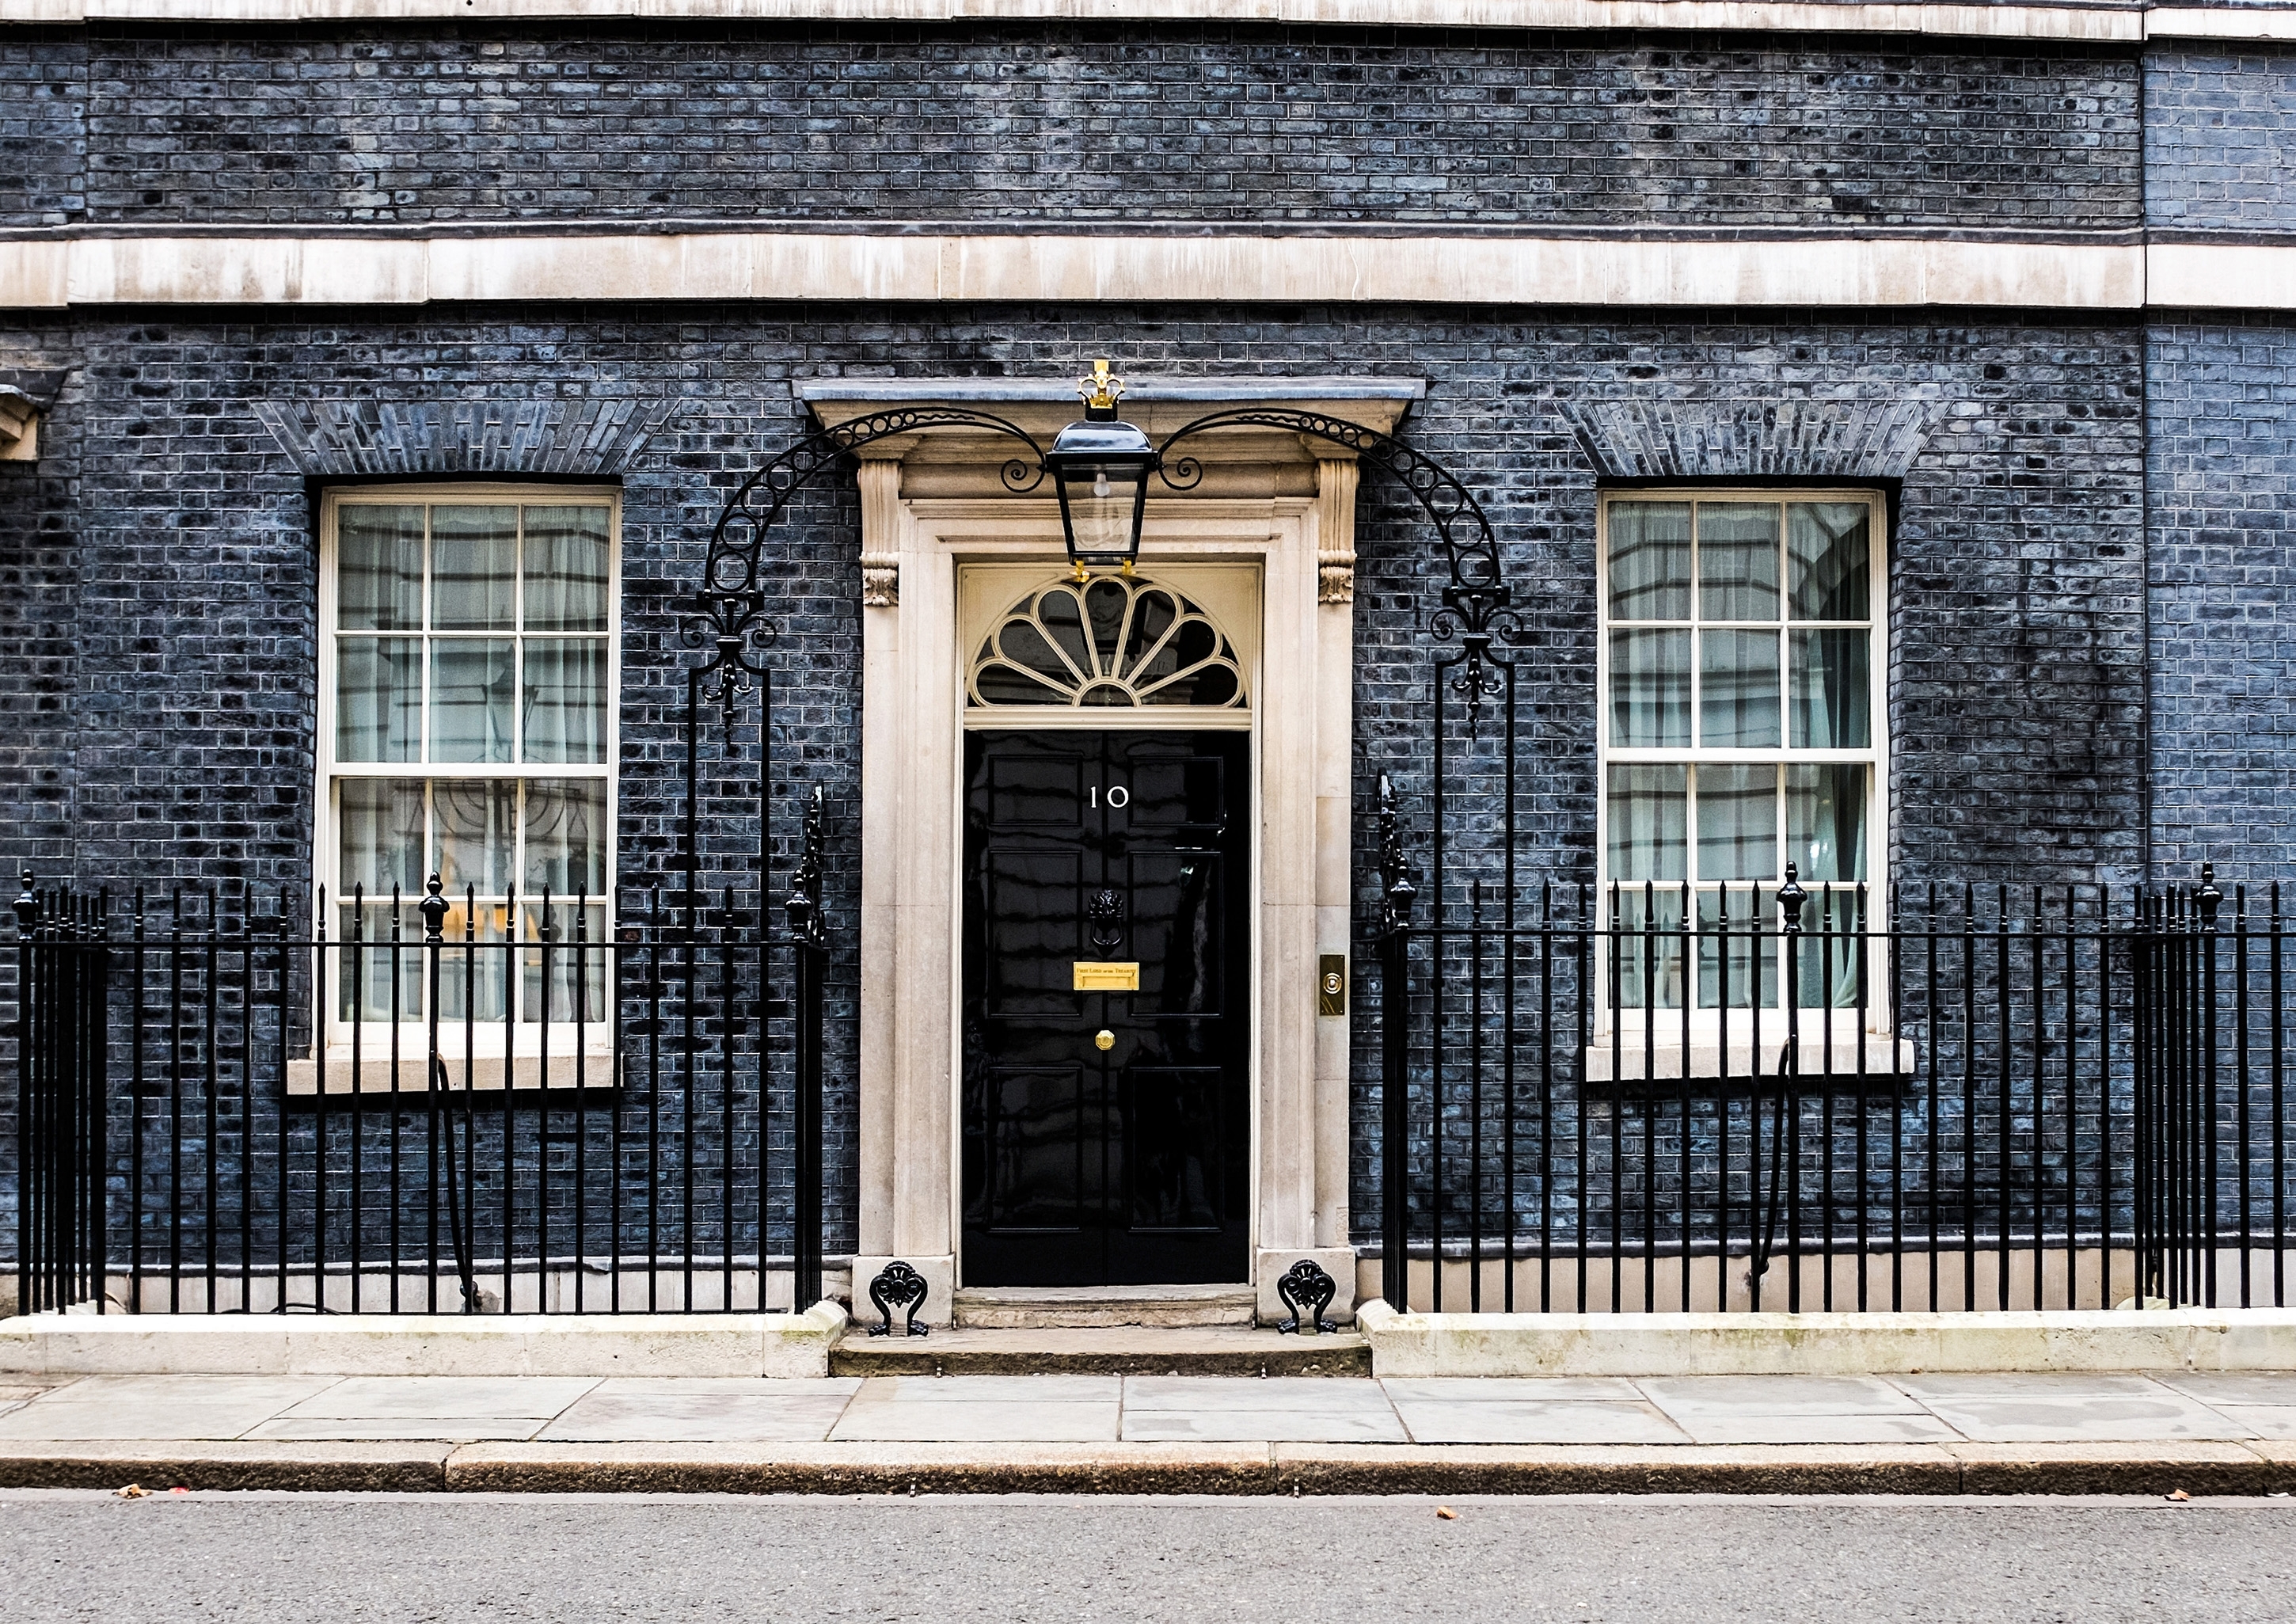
[2,1439,2288,1496]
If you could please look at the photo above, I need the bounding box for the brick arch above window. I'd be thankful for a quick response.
[253,397,679,480]
[1557,397,1942,483]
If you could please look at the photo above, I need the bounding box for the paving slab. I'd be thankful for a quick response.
[1640,1375,1957,1444]
[538,1378,862,1443]
[2154,1372,2296,1406]
[0,1375,341,1440]
[1389,1397,1689,1446]
[1120,1377,1405,1443]
[268,1375,602,1421]
[829,1375,1119,1443]
[1891,1373,2259,1442]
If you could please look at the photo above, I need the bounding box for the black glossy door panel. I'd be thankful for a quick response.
[961,730,1250,1286]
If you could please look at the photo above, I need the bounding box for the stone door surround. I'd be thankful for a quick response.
[798,375,1422,1325]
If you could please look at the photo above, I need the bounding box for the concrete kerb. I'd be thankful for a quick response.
[1351,1300,2296,1376]
[0,1301,850,1379]
[0,1440,2286,1496]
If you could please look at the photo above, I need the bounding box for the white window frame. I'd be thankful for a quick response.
[1593,487,1890,1048]
[314,483,621,1063]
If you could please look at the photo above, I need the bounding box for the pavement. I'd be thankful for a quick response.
[2,1369,2296,1494]
[5,1492,2296,1623]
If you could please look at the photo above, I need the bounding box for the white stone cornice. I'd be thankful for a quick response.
[0,229,2183,311]
[0,0,2175,41]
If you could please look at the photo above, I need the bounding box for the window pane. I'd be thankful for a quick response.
[434,779,517,898]
[1697,503,1780,622]
[336,505,423,631]
[335,637,420,763]
[1606,501,1691,621]
[522,639,610,764]
[1788,763,1868,884]
[1609,629,1692,747]
[430,639,515,763]
[436,903,510,1024]
[523,506,610,633]
[337,778,425,896]
[523,778,609,899]
[1788,502,1872,622]
[1699,629,1782,747]
[431,506,517,631]
[522,902,610,1025]
[1696,763,1777,882]
[1607,763,1687,882]
[1613,887,1686,1011]
[1789,629,1871,748]
[1697,885,1777,1010]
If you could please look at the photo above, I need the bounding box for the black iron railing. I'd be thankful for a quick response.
[1372,839,2296,1315]
[10,858,833,1317]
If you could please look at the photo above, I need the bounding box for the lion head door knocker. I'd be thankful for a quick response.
[1088,888,1125,955]
[867,1260,931,1337]
[1275,1259,1340,1335]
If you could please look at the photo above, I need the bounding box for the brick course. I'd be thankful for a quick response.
[0,25,2145,231]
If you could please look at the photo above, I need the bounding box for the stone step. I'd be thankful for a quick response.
[829,1325,1370,1378]
[952,1284,1258,1330]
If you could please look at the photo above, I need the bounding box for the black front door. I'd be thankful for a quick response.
[960,729,1250,1286]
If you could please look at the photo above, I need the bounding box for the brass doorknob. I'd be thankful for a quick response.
[1093,1029,1115,1052]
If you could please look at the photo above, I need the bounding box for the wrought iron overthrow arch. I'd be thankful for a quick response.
[1151,407,1513,640]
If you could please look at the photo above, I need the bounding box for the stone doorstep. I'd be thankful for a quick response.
[1,1439,2290,1497]
[831,1325,1371,1377]
[951,1285,1259,1330]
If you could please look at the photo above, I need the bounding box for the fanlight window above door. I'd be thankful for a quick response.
[968,575,1248,709]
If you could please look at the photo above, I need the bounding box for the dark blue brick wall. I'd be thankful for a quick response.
[5,24,2137,230]
[0,304,2150,1262]
[0,30,82,226]
[2146,44,2296,231]
[2149,314,2296,887]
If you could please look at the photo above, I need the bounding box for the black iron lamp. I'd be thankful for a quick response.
[1044,359,1158,578]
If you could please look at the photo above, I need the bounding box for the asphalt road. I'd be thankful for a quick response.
[3,1491,2292,1623]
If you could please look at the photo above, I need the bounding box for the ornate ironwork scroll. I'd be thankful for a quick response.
[867,1260,932,1337]
[1274,1258,1340,1335]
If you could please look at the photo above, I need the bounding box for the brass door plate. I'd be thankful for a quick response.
[1317,953,1347,1017]
[1073,960,1141,991]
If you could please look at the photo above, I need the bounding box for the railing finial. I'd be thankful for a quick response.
[1777,861,1808,934]
[2197,861,2222,932]
[12,868,36,931]
[419,872,449,943]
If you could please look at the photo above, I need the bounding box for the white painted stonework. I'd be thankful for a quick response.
[829,378,1414,1323]
[1354,1299,2296,1376]
[0,1302,851,1378]
[22,231,2296,313]
[0,231,2190,313]
[26,0,2291,44]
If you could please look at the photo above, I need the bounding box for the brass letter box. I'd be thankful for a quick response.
[1073,960,1141,992]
